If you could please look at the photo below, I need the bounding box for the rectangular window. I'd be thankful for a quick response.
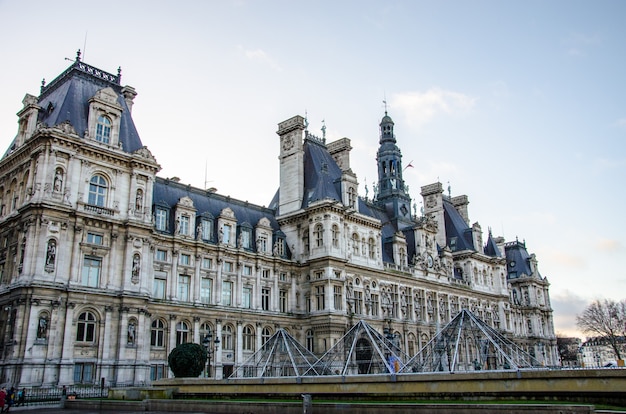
[222,224,231,244]
[262,269,270,278]
[279,272,287,281]
[354,291,363,315]
[202,257,212,269]
[279,290,287,313]
[153,272,167,299]
[243,265,252,276]
[223,261,233,273]
[259,234,268,252]
[242,287,252,309]
[201,219,212,241]
[150,364,165,381]
[333,285,342,310]
[180,254,191,266]
[74,363,95,384]
[156,208,168,231]
[242,229,251,249]
[222,281,232,306]
[262,288,271,311]
[81,257,101,287]
[156,249,167,262]
[86,232,103,245]
[178,275,190,301]
[315,285,325,311]
[179,215,190,235]
[200,278,212,304]
[371,294,379,316]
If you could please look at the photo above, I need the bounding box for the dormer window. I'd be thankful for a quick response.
[95,115,111,143]
[155,208,168,232]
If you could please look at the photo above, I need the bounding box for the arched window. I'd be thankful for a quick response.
[261,327,272,345]
[331,224,339,248]
[222,325,233,350]
[242,325,255,351]
[306,329,314,352]
[368,238,376,259]
[76,311,97,342]
[352,233,359,255]
[88,174,108,207]
[176,321,190,345]
[313,224,324,247]
[95,115,111,143]
[151,319,166,347]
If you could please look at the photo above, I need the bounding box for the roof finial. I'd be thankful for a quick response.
[76,49,81,62]
[304,110,309,131]
[321,119,326,141]
[447,181,451,198]
[383,94,388,115]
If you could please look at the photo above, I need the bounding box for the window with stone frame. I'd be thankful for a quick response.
[151,319,166,347]
[95,115,112,143]
[81,256,101,287]
[178,274,190,301]
[76,311,97,342]
[332,224,340,248]
[155,208,168,231]
[88,174,107,207]
[176,321,190,345]
[222,280,233,306]
[200,278,212,304]
[314,224,324,247]
[242,325,255,351]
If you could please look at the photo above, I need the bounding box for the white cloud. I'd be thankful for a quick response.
[239,46,283,71]
[391,88,476,129]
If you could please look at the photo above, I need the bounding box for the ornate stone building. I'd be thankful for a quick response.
[0,54,556,387]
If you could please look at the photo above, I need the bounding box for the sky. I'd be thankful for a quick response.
[0,0,624,338]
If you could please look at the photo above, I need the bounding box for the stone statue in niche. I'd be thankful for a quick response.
[127,322,136,345]
[53,169,63,192]
[45,239,56,268]
[37,316,48,339]
[131,254,140,283]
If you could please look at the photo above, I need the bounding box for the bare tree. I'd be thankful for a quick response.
[576,299,626,361]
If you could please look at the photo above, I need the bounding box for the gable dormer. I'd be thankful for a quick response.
[217,207,237,246]
[15,94,40,147]
[86,87,123,147]
[255,217,273,255]
[174,196,197,238]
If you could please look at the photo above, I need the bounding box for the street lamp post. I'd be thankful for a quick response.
[202,331,220,379]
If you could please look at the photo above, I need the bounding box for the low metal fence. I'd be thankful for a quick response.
[10,385,109,407]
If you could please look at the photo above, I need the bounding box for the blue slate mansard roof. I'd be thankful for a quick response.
[442,198,474,252]
[153,177,289,257]
[504,240,538,279]
[3,54,143,158]
[302,133,343,208]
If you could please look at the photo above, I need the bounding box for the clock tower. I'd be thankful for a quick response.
[375,111,413,229]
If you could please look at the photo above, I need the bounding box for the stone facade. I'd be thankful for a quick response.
[0,56,556,387]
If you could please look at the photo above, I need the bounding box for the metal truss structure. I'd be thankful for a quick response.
[402,309,542,373]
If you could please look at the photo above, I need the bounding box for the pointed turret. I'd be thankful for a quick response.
[375,111,412,229]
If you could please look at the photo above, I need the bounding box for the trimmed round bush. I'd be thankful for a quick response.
[168,342,207,378]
